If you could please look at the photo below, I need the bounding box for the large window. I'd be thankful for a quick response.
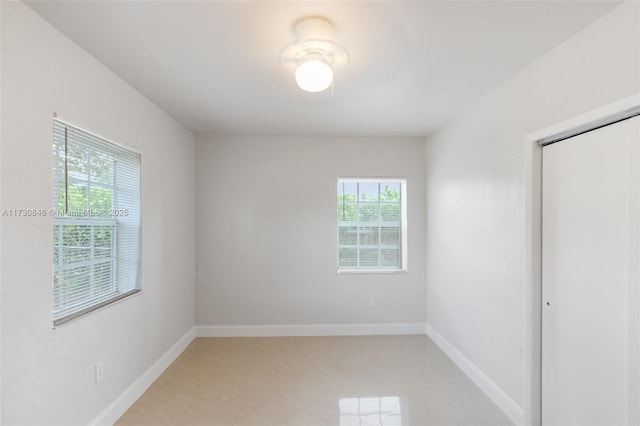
[52,120,141,326]
[337,178,407,272]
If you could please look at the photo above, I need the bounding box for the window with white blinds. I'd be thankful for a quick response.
[52,119,141,326]
[337,178,407,272]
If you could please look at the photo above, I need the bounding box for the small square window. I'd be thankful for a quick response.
[337,178,407,272]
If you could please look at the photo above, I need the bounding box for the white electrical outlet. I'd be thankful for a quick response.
[370,296,376,306]
[95,362,104,383]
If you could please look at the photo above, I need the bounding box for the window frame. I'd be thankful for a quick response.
[337,177,408,273]
[52,118,142,327]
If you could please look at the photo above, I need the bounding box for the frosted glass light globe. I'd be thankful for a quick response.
[295,60,333,92]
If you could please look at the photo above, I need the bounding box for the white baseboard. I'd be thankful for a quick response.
[196,322,427,337]
[425,324,524,425]
[89,326,196,426]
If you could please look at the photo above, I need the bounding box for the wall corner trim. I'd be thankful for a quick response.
[196,323,427,337]
[88,327,197,426]
[426,324,524,425]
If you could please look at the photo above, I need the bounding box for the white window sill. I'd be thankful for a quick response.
[337,269,408,274]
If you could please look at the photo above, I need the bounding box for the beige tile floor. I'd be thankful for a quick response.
[116,335,512,426]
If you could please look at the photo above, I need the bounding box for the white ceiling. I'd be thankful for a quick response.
[26,1,620,137]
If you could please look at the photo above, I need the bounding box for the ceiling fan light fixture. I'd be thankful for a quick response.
[295,59,333,92]
[280,17,348,94]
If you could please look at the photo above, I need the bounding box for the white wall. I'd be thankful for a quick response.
[0,2,195,425]
[195,135,426,327]
[424,0,639,415]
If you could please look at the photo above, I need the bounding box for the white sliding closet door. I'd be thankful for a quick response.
[542,116,640,425]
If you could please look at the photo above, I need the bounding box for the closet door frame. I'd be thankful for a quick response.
[523,93,640,426]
